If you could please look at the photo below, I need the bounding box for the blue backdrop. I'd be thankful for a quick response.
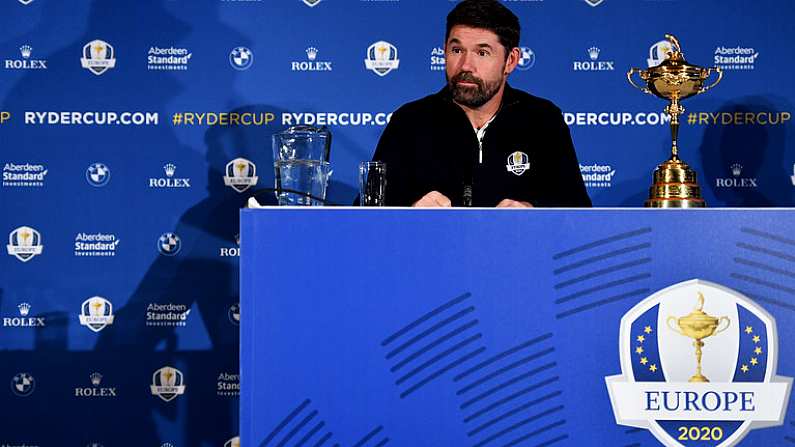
[1,0,794,446]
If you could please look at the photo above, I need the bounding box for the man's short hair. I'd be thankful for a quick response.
[445,0,521,58]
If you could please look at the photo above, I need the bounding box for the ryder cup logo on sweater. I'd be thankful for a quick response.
[223,158,258,192]
[606,280,792,447]
[301,0,322,7]
[225,436,240,447]
[365,41,399,76]
[7,226,43,262]
[150,366,186,402]
[506,151,530,176]
[79,296,115,332]
[81,40,116,75]
[584,0,604,6]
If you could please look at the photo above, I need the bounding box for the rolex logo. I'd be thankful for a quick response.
[573,46,614,71]
[306,47,318,61]
[4,301,46,327]
[20,45,32,59]
[731,163,743,177]
[292,46,332,72]
[164,163,176,178]
[90,372,103,386]
[17,302,31,316]
[149,163,190,188]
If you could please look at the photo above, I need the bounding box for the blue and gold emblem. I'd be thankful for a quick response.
[7,226,43,262]
[506,151,530,176]
[607,279,792,446]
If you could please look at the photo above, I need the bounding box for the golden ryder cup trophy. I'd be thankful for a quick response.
[667,292,730,383]
[628,34,723,207]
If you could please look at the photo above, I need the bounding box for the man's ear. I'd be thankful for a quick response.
[504,47,521,75]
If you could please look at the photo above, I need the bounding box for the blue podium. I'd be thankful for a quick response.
[241,209,795,447]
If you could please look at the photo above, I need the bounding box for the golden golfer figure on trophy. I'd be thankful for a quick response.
[628,34,723,207]
[667,292,730,383]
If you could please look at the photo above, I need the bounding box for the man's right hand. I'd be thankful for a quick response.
[412,191,452,207]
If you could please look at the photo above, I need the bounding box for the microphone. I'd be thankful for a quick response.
[463,184,473,207]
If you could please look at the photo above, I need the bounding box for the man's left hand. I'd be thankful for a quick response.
[496,199,533,208]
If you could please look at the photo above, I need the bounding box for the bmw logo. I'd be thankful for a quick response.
[86,162,111,187]
[158,232,182,256]
[517,47,536,71]
[11,372,35,397]
[228,303,240,325]
[229,47,253,71]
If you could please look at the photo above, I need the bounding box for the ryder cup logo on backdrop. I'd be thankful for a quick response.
[223,158,258,192]
[229,47,253,70]
[606,280,792,447]
[81,40,116,75]
[7,226,43,262]
[365,41,399,76]
[516,47,535,71]
[79,296,115,332]
[648,40,674,68]
[584,0,604,6]
[506,151,530,176]
[150,366,186,402]
[86,162,110,187]
[301,0,322,7]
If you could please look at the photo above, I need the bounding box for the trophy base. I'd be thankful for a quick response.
[645,157,707,208]
[645,198,706,208]
[688,373,710,383]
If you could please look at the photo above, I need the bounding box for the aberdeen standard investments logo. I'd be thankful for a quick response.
[606,280,792,447]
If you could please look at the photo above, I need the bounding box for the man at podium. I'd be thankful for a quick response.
[371,0,591,208]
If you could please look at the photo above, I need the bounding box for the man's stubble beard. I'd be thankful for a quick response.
[448,67,505,108]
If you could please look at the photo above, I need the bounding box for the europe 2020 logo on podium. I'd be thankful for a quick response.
[607,280,793,447]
